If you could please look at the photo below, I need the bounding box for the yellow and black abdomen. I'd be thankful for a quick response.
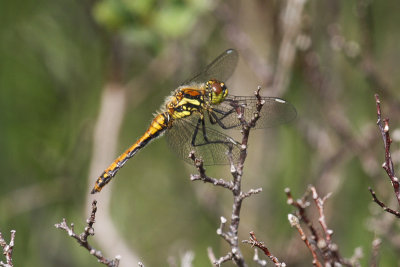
[91,112,169,193]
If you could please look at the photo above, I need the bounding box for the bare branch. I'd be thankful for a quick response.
[189,152,233,190]
[310,187,333,245]
[285,187,318,242]
[368,187,400,218]
[240,188,263,200]
[288,214,322,267]
[287,186,358,266]
[55,200,121,267]
[213,253,233,266]
[190,87,267,267]
[242,231,285,266]
[216,216,231,244]
[369,94,400,216]
[0,230,15,267]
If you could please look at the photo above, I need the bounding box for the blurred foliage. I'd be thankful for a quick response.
[93,0,212,47]
[1,0,400,266]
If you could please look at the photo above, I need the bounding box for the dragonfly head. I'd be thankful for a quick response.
[207,80,228,105]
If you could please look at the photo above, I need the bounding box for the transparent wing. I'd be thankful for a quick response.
[165,113,241,165]
[210,96,297,129]
[182,49,239,85]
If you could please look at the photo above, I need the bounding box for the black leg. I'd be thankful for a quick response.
[191,117,236,148]
[191,117,202,146]
[208,110,241,129]
[212,107,235,119]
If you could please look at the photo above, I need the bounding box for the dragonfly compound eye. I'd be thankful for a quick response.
[208,80,228,104]
[210,81,223,95]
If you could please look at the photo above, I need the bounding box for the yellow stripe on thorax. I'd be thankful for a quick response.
[171,98,202,119]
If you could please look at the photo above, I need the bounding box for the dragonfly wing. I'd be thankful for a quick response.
[182,49,239,85]
[165,114,241,165]
[212,96,297,129]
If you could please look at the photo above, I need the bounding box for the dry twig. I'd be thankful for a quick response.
[189,88,265,266]
[0,230,15,267]
[242,231,285,266]
[368,94,400,217]
[55,200,121,267]
[286,186,358,266]
[288,214,322,267]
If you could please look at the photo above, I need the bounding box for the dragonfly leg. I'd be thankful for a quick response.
[212,107,235,118]
[190,117,211,146]
[208,108,240,130]
[191,117,236,147]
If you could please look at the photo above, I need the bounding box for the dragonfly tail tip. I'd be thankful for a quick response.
[90,188,98,194]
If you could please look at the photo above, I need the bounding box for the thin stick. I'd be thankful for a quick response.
[55,200,121,267]
[369,94,400,216]
[288,214,322,267]
[242,231,285,266]
[368,187,400,218]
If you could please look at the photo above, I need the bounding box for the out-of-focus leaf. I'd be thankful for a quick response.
[121,26,158,47]
[153,6,195,38]
[92,0,133,31]
[186,0,214,11]
[123,0,155,16]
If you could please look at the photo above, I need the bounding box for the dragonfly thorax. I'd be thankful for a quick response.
[206,80,228,105]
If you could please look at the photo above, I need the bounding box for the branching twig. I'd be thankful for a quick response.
[309,187,348,266]
[310,187,333,246]
[189,152,234,190]
[288,214,322,267]
[242,231,285,266]
[286,186,357,266]
[369,94,400,217]
[285,187,318,242]
[55,200,121,267]
[0,230,15,267]
[189,88,265,266]
[368,187,400,218]
[213,252,233,266]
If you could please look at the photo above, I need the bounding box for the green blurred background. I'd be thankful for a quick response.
[1,0,400,266]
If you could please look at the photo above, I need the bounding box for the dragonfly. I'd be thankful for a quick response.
[91,49,296,194]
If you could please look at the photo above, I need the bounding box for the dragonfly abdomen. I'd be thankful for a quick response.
[91,112,169,194]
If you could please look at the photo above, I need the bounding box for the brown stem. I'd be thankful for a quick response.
[55,200,121,267]
[288,214,322,267]
[371,94,400,213]
[242,231,284,266]
[368,187,400,218]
